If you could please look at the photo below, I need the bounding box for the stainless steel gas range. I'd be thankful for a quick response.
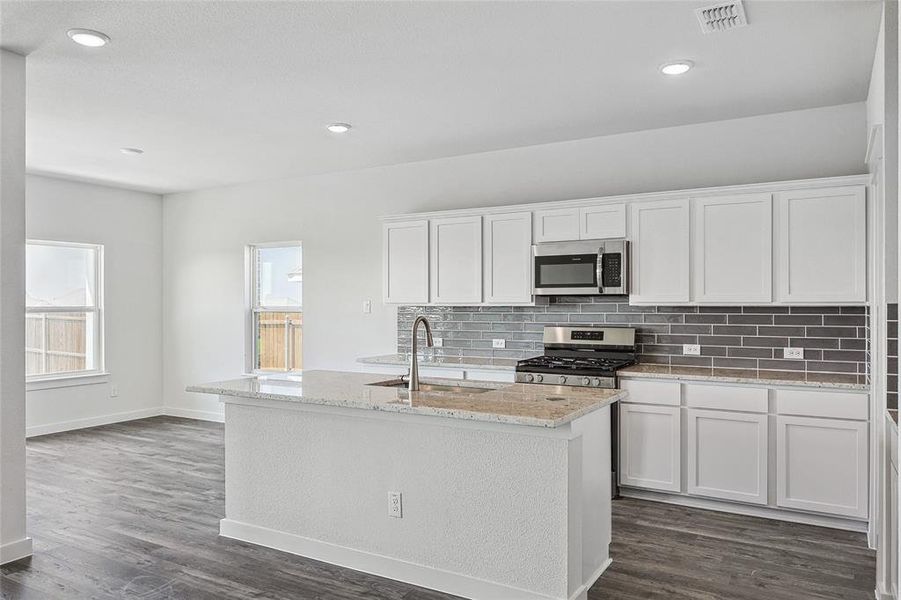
[515,325,637,498]
[515,326,637,388]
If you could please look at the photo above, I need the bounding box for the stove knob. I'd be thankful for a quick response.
[525,374,534,383]
[558,375,567,384]
[593,378,602,386]
[582,377,591,386]
[536,374,543,383]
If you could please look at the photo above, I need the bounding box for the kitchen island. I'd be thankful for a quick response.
[188,370,625,600]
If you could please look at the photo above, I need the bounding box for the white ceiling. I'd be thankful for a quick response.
[1,0,883,195]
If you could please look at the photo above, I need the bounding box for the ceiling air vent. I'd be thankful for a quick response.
[695,1,748,33]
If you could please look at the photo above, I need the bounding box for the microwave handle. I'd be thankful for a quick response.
[596,248,604,293]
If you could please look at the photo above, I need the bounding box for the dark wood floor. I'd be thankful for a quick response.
[0,416,876,600]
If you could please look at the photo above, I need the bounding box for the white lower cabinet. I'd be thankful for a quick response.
[619,380,870,525]
[890,455,898,598]
[687,409,768,505]
[619,403,681,492]
[775,415,868,519]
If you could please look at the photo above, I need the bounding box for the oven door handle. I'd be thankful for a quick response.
[596,248,604,293]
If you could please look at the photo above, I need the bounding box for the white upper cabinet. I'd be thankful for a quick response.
[630,199,690,304]
[383,220,429,304]
[775,186,866,303]
[483,212,533,304]
[534,202,627,243]
[430,216,482,304]
[533,207,580,242]
[383,176,869,307]
[692,193,773,303]
[579,203,627,239]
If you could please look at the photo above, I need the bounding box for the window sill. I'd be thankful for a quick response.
[244,371,303,382]
[26,372,110,392]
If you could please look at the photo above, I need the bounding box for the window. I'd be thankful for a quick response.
[248,243,302,372]
[26,241,104,380]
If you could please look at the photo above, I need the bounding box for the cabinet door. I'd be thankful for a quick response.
[687,409,768,505]
[630,199,690,303]
[693,193,772,303]
[775,186,866,303]
[891,462,898,597]
[620,403,681,492]
[430,216,482,304]
[533,207,580,242]
[483,212,532,304]
[383,220,429,304]
[579,203,626,240]
[776,415,868,518]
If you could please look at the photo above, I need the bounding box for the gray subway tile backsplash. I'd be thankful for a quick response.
[888,303,897,410]
[397,298,869,383]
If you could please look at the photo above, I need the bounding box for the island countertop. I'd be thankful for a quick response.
[188,370,625,428]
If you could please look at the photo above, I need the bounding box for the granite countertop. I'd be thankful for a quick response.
[357,354,519,372]
[618,364,869,391]
[187,370,625,428]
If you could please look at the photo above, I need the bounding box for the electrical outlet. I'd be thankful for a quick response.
[682,344,701,356]
[388,492,402,518]
[362,300,372,314]
[784,347,804,360]
[109,384,119,398]
[492,338,506,349]
[433,337,443,347]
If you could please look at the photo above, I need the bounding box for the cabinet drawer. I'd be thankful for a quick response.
[775,389,868,420]
[618,379,680,406]
[684,383,768,413]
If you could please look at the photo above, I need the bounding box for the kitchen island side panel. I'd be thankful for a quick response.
[221,400,602,600]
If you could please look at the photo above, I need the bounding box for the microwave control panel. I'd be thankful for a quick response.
[601,253,622,288]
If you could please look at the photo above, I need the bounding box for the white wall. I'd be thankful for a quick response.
[162,102,868,418]
[25,175,163,436]
[0,49,31,564]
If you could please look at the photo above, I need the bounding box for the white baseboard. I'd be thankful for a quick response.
[874,587,896,600]
[221,518,588,600]
[568,558,612,600]
[0,537,33,565]
[161,407,224,423]
[620,488,869,533]
[25,406,223,437]
[26,408,163,438]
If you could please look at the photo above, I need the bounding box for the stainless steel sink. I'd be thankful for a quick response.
[367,379,492,394]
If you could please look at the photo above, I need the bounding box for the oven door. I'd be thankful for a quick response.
[533,251,601,295]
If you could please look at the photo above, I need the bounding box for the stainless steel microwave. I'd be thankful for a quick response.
[532,239,630,296]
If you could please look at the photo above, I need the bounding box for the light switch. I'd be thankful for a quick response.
[362,300,372,314]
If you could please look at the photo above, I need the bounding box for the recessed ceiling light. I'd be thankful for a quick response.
[659,61,694,76]
[120,147,144,155]
[327,123,351,133]
[67,29,110,48]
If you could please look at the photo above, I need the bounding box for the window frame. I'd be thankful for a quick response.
[25,239,106,384]
[245,241,303,375]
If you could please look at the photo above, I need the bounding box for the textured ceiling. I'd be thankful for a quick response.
[0,0,883,194]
